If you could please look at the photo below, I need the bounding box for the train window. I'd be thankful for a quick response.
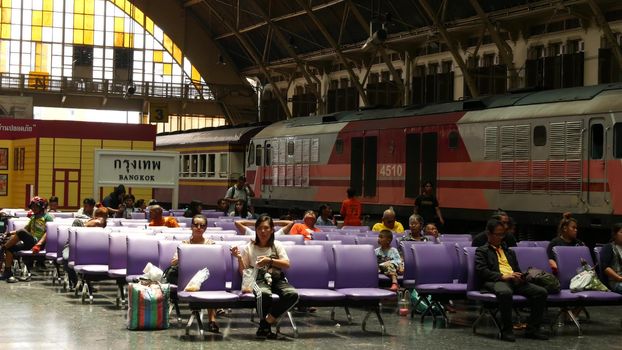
[590,124,604,159]
[181,155,190,178]
[335,139,344,154]
[533,126,547,146]
[255,145,262,166]
[207,154,216,177]
[287,140,295,156]
[615,123,622,158]
[219,153,228,177]
[448,131,459,149]
[191,155,198,177]
[199,154,206,177]
[265,144,272,165]
[247,142,255,166]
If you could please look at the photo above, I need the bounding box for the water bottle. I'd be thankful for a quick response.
[398,290,410,316]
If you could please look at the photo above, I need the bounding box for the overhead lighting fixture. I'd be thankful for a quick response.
[361,28,387,51]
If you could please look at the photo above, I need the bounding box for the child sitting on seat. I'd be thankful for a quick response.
[376,229,403,292]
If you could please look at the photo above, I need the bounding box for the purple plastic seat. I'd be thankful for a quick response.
[305,240,341,288]
[439,234,472,242]
[275,235,305,245]
[125,236,160,283]
[177,245,238,336]
[44,222,59,260]
[312,232,329,241]
[326,234,357,245]
[285,245,344,299]
[412,243,466,324]
[516,241,533,247]
[531,241,550,249]
[333,245,395,334]
[593,247,605,283]
[355,236,378,246]
[222,235,252,242]
[553,246,622,303]
[400,241,422,289]
[130,212,146,220]
[108,233,128,278]
[55,225,70,265]
[158,240,181,271]
[214,221,236,231]
[73,229,110,303]
[107,232,130,307]
[341,226,369,232]
[453,241,471,283]
[51,212,74,218]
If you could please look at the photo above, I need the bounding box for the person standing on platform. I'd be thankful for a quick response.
[340,187,362,226]
[414,181,444,227]
[225,176,255,214]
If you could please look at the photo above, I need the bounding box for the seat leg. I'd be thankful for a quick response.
[287,311,298,338]
[196,310,205,337]
[419,297,433,324]
[185,311,196,336]
[375,305,386,335]
[361,309,372,332]
[330,307,336,321]
[566,309,582,336]
[344,306,353,324]
[433,301,449,326]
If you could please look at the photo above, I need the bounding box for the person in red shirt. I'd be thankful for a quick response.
[340,187,362,226]
[290,210,321,240]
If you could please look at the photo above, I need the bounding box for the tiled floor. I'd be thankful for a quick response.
[1,270,621,350]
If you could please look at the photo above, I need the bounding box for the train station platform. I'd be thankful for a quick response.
[1,272,621,349]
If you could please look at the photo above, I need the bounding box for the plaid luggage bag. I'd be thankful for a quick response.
[127,281,170,330]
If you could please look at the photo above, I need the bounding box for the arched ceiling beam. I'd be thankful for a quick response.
[199,0,292,119]
[246,0,323,105]
[587,0,622,71]
[418,0,479,98]
[468,0,519,90]
[294,0,370,106]
[214,0,346,40]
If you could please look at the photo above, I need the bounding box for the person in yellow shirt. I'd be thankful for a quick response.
[474,219,548,342]
[372,207,404,233]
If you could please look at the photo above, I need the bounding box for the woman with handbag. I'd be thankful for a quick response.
[230,215,299,339]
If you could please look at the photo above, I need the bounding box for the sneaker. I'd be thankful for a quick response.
[17,274,31,282]
[207,321,220,334]
[7,276,18,283]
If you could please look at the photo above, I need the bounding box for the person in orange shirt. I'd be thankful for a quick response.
[290,210,321,240]
[340,187,362,226]
[148,205,179,228]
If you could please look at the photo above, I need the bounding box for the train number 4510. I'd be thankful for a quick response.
[378,164,404,177]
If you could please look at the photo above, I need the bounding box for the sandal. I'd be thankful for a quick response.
[207,321,220,333]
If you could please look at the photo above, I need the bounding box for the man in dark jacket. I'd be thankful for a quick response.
[475,219,548,342]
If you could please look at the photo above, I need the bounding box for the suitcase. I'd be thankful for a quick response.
[127,281,170,330]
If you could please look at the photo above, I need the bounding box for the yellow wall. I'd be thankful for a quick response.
[0,129,154,209]
[0,138,38,209]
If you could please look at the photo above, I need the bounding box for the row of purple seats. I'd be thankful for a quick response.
[516,240,550,249]
[176,244,395,337]
[464,246,622,338]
